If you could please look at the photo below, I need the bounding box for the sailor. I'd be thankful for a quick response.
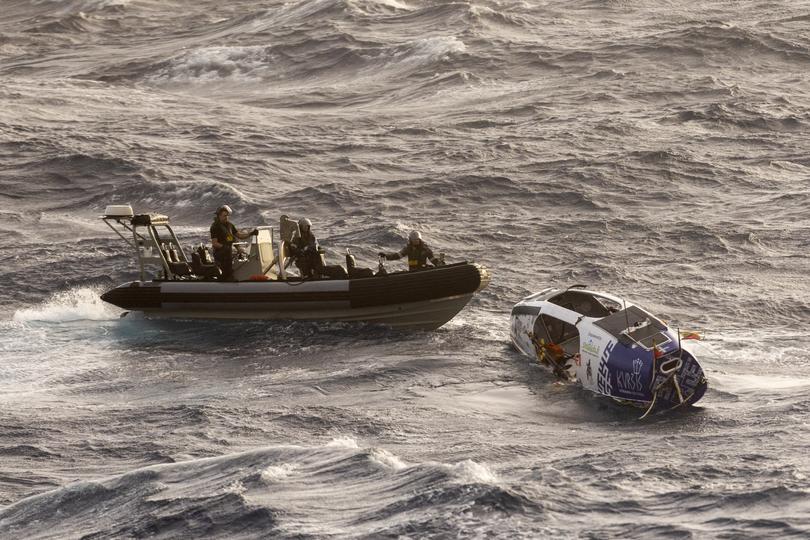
[527,331,571,379]
[379,230,442,272]
[289,218,323,278]
[210,205,256,281]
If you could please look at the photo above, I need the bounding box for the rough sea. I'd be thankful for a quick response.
[1,0,810,538]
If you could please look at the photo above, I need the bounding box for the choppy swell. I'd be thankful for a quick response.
[137,36,467,88]
[2,0,810,538]
[2,431,809,539]
[0,438,517,539]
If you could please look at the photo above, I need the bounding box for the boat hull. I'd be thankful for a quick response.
[102,263,489,330]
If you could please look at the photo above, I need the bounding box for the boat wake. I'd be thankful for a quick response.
[11,287,121,324]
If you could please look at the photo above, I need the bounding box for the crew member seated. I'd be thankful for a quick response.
[210,205,257,281]
[379,230,443,272]
[289,218,324,278]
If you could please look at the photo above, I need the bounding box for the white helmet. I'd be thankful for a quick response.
[217,205,233,215]
[409,230,422,243]
[298,218,312,231]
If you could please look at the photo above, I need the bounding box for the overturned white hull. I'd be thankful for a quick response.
[510,287,707,416]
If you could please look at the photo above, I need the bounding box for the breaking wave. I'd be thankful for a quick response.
[143,36,467,88]
[0,439,512,538]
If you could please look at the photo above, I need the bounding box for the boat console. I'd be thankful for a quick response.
[102,204,279,282]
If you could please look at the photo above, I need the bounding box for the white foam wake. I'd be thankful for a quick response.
[12,287,120,323]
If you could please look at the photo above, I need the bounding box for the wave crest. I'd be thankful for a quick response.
[0,440,518,537]
[142,35,466,89]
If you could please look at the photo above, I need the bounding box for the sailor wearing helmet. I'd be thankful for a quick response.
[289,218,324,278]
[379,230,443,272]
[210,205,257,281]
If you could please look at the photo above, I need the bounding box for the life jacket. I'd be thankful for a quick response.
[530,335,565,365]
[292,231,318,254]
[546,342,565,360]
[405,242,432,270]
[211,221,235,246]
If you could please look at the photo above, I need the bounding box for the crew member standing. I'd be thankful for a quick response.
[379,230,443,271]
[210,205,256,281]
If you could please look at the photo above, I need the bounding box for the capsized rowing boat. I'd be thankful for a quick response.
[510,286,707,417]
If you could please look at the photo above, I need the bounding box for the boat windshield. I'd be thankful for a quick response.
[593,305,670,348]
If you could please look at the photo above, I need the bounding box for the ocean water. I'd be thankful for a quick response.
[1,0,810,537]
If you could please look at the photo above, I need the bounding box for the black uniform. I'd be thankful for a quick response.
[383,241,438,271]
[289,230,322,278]
[210,220,238,280]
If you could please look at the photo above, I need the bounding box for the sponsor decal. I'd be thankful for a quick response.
[587,332,603,342]
[597,341,614,395]
[586,359,593,382]
[616,373,643,393]
[679,356,704,390]
[613,357,646,396]
[653,354,704,404]
[582,341,600,357]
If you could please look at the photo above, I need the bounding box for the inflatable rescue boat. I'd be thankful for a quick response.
[100,205,489,330]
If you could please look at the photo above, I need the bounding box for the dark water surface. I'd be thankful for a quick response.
[1,0,809,537]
